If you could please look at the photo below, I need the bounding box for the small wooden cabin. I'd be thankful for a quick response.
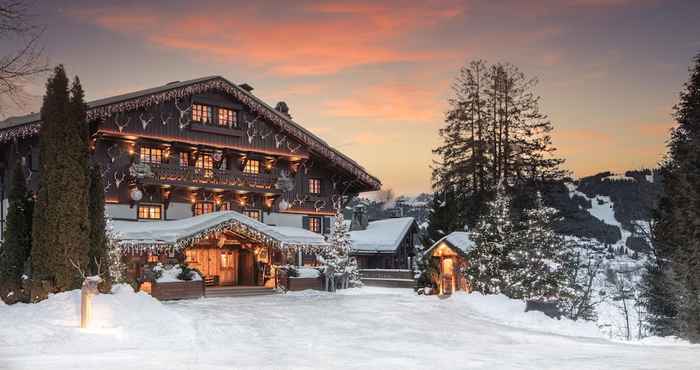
[348,217,420,269]
[425,232,476,295]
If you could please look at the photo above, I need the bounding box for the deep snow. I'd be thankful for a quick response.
[1,286,698,370]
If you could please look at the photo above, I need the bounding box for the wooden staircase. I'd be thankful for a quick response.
[205,286,276,298]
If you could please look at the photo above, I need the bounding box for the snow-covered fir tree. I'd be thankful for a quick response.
[321,204,361,287]
[466,183,515,294]
[506,192,570,300]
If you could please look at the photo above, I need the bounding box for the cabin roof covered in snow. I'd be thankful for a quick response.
[349,217,416,253]
[111,211,328,252]
[426,231,476,257]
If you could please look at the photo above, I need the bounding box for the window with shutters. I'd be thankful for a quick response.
[308,217,321,233]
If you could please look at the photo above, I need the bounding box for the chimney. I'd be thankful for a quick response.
[239,83,254,92]
[350,204,368,231]
[275,101,291,118]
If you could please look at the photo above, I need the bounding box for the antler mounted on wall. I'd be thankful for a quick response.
[287,141,302,153]
[139,113,154,130]
[160,112,172,126]
[114,170,125,189]
[293,194,309,207]
[274,133,287,149]
[313,199,326,212]
[114,115,130,132]
[175,99,192,130]
[259,128,272,140]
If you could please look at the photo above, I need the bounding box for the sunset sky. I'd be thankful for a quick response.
[3,0,700,195]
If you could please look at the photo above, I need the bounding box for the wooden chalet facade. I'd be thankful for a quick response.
[425,232,475,295]
[349,217,420,270]
[0,76,380,289]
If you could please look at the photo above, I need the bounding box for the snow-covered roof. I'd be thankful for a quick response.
[426,231,476,256]
[112,211,328,253]
[349,217,416,254]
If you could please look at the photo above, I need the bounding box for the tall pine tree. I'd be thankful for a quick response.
[0,161,34,300]
[31,66,91,292]
[645,52,700,342]
[87,164,111,291]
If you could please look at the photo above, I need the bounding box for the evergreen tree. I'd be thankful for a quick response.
[507,192,569,300]
[426,189,462,243]
[433,60,566,229]
[322,205,360,287]
[466,183,516,294]
[0,161,34,298]
[87,164,111,291]
[31,66,91,292]
[644,52,700,342]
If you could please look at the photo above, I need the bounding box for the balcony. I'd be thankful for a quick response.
[142,163,280,193]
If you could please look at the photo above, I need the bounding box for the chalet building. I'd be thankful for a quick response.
[348,207,420,269]
[425,232,475,295]
[0,76,380,289]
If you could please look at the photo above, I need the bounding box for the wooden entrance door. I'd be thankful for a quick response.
[239,250,255,286]
[219,249,239,285]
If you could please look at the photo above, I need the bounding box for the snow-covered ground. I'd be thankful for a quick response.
[1,286,698,370]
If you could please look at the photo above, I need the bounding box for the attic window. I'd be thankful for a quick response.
[218,108,237,128]
[192,104,212,124]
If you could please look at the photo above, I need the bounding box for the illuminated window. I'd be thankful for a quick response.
[195,154,213,177]
[139,147,163,164]
[243,159,260,174]
[138,204,162,220]
[147,254,159,263]
[219,202,231,211]
[308,217,321,233]
[185,249,198,263]
[308,178,321,194]
[192,104,213,123]
[194,202,215,216]
[244,209,261,221]
[179,152,189,166]
[218,108,237,128]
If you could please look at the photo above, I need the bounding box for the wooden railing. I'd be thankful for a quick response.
[144,163,279,192]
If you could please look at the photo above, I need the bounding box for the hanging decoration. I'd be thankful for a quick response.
[130,187,143,202]
[0,76,381,189]
[287,141,302,153]
[139,113,154,130]
[278,198,290,211]
[212,150,223,162]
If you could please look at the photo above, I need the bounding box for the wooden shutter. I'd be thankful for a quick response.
[322,217,331,234]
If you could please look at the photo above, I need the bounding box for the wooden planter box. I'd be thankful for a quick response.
[287,277,323,291]
[151,280,204,300]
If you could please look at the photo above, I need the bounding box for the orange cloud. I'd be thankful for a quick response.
[636,122,675,137]
[71,1,464,76]
[323,83,442,123]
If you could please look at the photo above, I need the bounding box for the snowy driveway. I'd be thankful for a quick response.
[1,287,698,370]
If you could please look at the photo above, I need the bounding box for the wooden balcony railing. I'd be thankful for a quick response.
[143,163,280,192]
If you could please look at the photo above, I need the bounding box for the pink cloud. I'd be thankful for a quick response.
[70,1,464,76]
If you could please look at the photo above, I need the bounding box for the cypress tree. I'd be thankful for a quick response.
[645,52,700,341]
[87,164,111,290]
[0,161,34,298]
[31,66,91,292]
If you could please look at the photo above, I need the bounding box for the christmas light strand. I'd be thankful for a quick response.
[0,77,380,190]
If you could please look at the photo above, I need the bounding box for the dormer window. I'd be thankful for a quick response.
[192,104,213,124]
[218,108,237,128]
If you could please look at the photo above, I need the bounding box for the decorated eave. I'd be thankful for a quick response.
[111,211,330,254]
[0,76,381,191]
